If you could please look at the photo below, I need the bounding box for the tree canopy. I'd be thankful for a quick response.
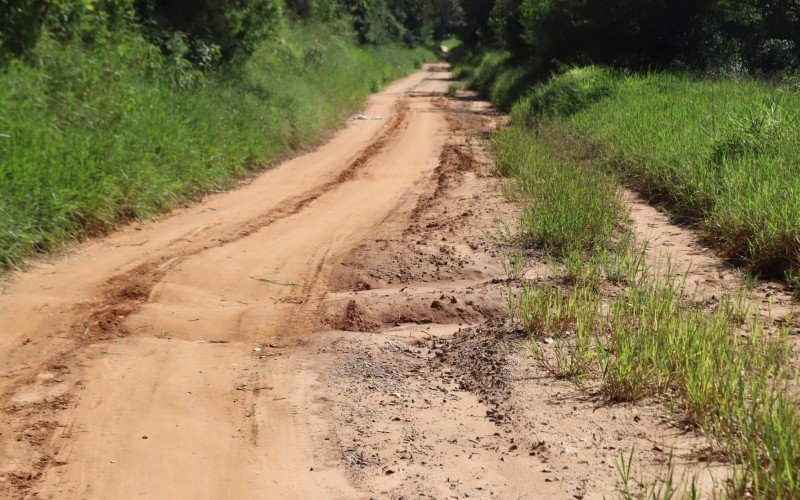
[458,0,800,74]
[6,0,799,73]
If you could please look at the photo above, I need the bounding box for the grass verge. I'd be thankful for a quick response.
[539,70,800,285]
[0,23,431,269]
[496,125,800,497]
[459,50,800,288]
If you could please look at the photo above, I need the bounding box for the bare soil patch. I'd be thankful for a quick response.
[318,91,726,498]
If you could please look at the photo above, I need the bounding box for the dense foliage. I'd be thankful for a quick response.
[458,0,800,75]
[0,2,437,268]
[2,0,462,65]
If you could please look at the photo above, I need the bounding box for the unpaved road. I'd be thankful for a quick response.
[0,64,763,499]
[0,64,447,498]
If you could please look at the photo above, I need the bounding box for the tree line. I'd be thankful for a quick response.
[6,1,798,75]
[1,0,461,66]
[459,0,800,76]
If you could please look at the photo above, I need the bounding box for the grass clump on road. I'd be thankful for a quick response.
[0,23,430,270]
[492,126,623,256]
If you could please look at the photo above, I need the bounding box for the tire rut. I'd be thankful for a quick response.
[0,97,412,497]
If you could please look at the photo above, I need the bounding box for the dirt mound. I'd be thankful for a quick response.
[325,299,382,333]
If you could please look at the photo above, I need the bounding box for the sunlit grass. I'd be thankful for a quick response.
[461,50,800,287]
[525,70,800,284]
[495,124,800,497]
[0,23,431,269]
[492,126,623,256]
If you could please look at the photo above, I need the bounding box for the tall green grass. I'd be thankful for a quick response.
[510,65,617,122]
[498,126,800,497]
[0,23,431,269]
[516,67,800,284]
[462,49,800,285]
[493,126,623,256]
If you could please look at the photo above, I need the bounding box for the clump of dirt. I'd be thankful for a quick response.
[317,282,508,333]
[325,300,382,333]
[322,104,510,297]
[425,318,524,424]
[77,263,165,341]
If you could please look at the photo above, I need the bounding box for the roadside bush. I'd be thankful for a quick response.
[459,0,800,77]
[510,66,616,124]
[135,0,284,62]
[489,65,531,111]
[0,22,432,268]
[285,0,342,20]
[1,0,46,59]
[466,50,509,94]
[1,0,135,60]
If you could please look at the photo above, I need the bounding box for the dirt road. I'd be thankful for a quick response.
[1,64,736,499]
[0,64,448,498]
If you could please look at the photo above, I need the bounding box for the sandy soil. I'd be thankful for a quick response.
[0,65,444,498]
[0,64,790,499]
[314,95,727,498]
[624,191,798,333]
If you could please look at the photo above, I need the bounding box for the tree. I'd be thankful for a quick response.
[389,0,432,45]
[1,0,45,58]
[489,0,524,56]
[1,0,134,60]
[459,0,495,46]
[134,0,283,61]
[430,0,463,41]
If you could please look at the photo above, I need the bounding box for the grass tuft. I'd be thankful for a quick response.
[492,127,623,257]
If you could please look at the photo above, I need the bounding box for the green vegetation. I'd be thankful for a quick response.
[458,0,800,77]
[455,0,800,496]
[555,71,800,281]
[492,127,622,256]
[473,6,800,490]
[510,65,616,121]
[0,3,434,269]
[440,38,461,51]
[462,55,800,286]
[554,69,798,283]
[498,125,800,497]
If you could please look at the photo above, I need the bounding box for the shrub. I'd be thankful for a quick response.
[511,66,616,124]
[466,50,509,95]
[135,0,284,62]
[489,66,532,111]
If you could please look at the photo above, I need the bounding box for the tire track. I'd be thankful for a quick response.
[0,98,412,497]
